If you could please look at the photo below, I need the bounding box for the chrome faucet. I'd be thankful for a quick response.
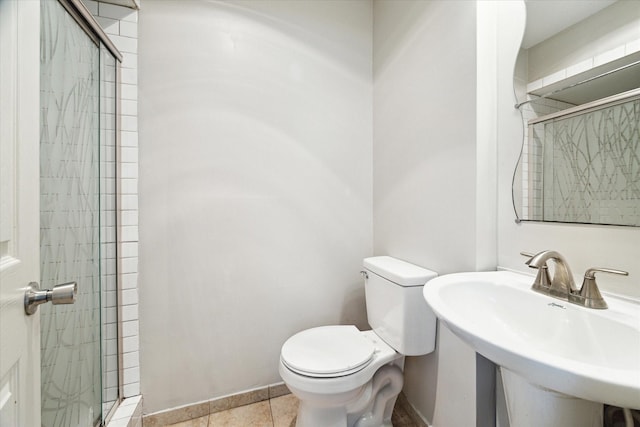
[522,251,629,309]
[524,250,577,299]
[569,267,629,309]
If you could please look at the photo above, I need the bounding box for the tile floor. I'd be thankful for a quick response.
[165,393,420,427]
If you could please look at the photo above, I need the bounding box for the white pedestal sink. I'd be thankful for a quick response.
[422,270,640,424]
[500,367,603,427]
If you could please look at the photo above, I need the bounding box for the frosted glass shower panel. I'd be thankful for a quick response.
[40,0,101,425]
[528,97,640,226]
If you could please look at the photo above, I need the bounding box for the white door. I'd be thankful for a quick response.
[0,0,41,426]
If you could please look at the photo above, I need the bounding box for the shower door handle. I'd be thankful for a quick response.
[24,281,77,315]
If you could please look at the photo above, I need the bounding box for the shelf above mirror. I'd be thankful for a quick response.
[517,49,640,108]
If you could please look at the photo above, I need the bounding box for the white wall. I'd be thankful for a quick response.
[373,0,481,273]
[138,0,373,415]
[498,2,640,299]
[135,0,640,419]
[372,1,488,425]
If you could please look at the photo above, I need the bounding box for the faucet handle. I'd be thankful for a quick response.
[583,267,628,279]
[520,251,551,292]
[569,267,629,309]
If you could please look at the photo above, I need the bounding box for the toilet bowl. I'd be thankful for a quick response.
[279,327,403,427]
[279,256,438,427]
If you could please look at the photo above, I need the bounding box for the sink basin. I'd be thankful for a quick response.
[423,271,640,409]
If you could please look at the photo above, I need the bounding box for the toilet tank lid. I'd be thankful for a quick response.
[363,256,437,286]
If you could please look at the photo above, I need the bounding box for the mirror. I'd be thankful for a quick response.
[513,0,640,227]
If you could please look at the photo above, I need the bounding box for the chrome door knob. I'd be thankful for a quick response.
[24,281,77,315]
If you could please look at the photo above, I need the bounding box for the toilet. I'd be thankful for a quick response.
[279,256,438,427]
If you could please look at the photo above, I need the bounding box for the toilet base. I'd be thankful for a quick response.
[296,402,348,427]
[290,362,404,427]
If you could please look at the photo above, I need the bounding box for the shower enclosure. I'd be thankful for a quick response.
[39,0,122,424]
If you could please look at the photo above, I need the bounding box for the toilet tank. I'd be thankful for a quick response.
[363,256,438,356]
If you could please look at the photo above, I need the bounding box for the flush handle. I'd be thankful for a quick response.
[24,281,77,315]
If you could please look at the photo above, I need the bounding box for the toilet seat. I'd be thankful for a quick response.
[281,325,375,377]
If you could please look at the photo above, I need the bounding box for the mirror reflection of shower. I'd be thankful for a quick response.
[513,0,640,227]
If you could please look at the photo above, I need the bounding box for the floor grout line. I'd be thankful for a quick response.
[268,397,275,427]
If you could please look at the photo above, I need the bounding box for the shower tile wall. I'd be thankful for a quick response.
[101,44,118,416]
[519,97,574,218]
[85,0,141,399]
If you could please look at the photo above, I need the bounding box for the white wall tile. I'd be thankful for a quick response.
[121,100,137,116]
[594,45,626,67]
[121,225,139,242]
[565,58,593,78]
[119,52,137,69]
[105,307,117,324]
[105,371,118,388]
[123,383,140,398]
[121,257,138,274]
[122,305,139,322]
[121,68,137,85]
[626,38,640,55]
[526,78,543,93]
[121,242,138,258]
[121,131,138,147]
[122,291,138,307]
[541,69,566,86]
[119,20,138,38]
[120,178,138,195]
[105,354,118,372]
[121,147,138,163]
[84,0,98,15]
[121,273,138,289]
[121,195,139,211]
[103,290,118,307]
[104,341,118,359]
[122,320,139,337]
[123,351,140,369]
[123,367,141,385]
[98,3,137,23]
[110,34,138,54]
[123,336,139,353]
[105,322,118,339]
[121,115,138,132]
[96,16,119,35]
[121,210,139,227]
[121,84,138,101]
[120,160,138,179]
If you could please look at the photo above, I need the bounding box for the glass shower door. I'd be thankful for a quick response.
[100,44,119,420]
[40,0,102,425]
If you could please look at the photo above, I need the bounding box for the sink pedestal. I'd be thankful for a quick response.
[500,368,603,427]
